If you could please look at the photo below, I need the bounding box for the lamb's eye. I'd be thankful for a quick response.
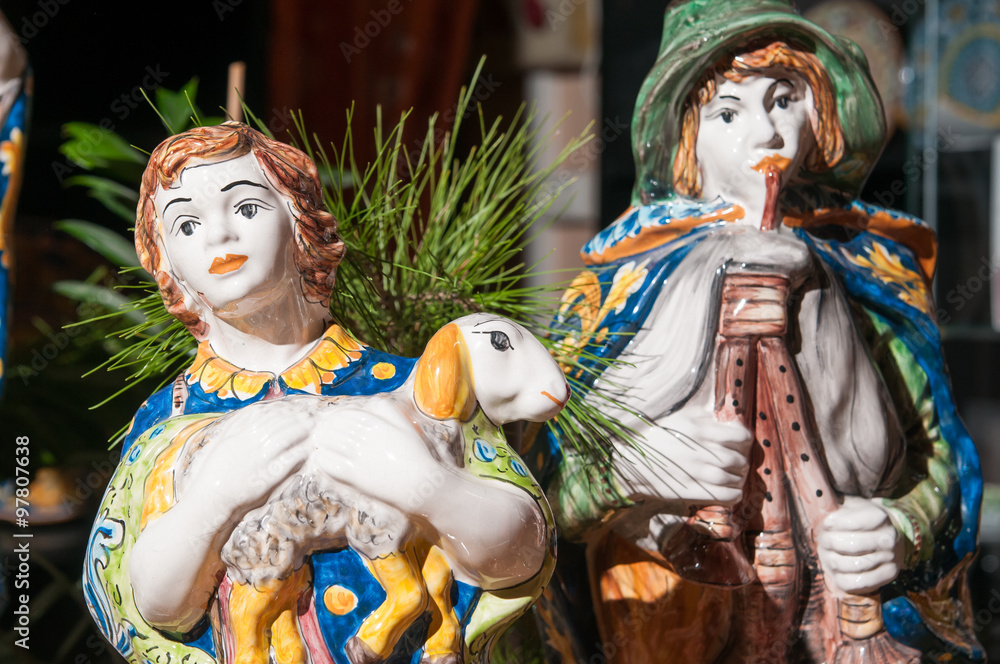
[490,331,511,351]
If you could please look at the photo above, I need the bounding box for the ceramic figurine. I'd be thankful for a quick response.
[83,122,569,664]
[539,1,984,662]
[0,12,28,393]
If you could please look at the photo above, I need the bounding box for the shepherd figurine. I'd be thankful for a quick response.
[539,1,984,662]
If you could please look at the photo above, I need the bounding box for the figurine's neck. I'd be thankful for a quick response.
[202,295,331,375]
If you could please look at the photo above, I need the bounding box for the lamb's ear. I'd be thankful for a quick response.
[413,323,476,421]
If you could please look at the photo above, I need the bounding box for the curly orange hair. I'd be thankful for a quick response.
[135,122,345,339]
[673,41,845,198]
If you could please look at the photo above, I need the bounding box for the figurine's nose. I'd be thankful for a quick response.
[206,215,238,245]
[753,112,784,151]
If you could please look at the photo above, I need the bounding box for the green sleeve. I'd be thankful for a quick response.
[864,311,957,568]
[548,450,634,540]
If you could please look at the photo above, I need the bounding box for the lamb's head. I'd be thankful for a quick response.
[413,313,569,426]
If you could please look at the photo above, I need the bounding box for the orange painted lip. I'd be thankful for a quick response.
[752,154,792,174]
[209,254,248,275]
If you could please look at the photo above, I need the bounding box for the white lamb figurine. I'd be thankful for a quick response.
[129,314,569,664]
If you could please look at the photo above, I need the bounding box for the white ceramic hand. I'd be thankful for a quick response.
[614,408,753,509]
[817,495,904,595]
[177,402,317,529]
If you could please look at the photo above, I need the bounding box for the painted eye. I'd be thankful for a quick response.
[720,110,735,124]
[474,438,497,462]
[179,220,199,236]
[775,96,790,110]
[237,203,259,219]
[510,459,528,477]
[490,331,511,351]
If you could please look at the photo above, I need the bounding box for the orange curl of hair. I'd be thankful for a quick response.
[135,122,345,339]
[673,41,845,198]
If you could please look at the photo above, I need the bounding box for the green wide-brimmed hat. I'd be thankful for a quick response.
[632,0,886,205]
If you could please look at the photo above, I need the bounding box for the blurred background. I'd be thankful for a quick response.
[0,0,997,662]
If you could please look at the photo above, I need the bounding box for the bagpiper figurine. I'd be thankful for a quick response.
[541,1,984,662]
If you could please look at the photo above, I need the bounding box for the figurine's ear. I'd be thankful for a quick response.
[413,323,476,422]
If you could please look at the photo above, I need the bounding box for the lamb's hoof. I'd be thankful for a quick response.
[344,637,382,664]
[420,654,463,664]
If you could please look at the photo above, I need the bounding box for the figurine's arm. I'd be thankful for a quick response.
[130,413,313,632]
[817,310,958,594]
[865,312,957,570]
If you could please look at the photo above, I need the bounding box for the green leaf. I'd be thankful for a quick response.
[59,122,146,170]
[62,175,139,222]
[53,281,135,317]
[154,78,202,133]
[54,219,142,270]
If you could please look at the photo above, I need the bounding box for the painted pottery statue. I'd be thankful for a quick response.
[0,12,28,392]
[83,123,569,664]
[539,1,984,662]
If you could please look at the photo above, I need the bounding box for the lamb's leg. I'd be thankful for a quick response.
[345,547,428,664]
[271,606,307,664]
[228,566,310,664]
[420,545,462,664]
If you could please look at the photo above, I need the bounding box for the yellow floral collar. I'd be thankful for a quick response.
[185,324,367,401]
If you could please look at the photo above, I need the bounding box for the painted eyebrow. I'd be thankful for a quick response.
[220,180,268,192]
[162,197,192,214]
[472,321,524,339]
[718,95,740,101]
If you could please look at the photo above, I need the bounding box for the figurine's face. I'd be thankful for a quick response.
[695,74,814,204]
[155,153,297,317]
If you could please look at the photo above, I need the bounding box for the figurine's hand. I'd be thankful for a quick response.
[614,409,753,508]
[303,399,449,512]
[177,403,314,525]
[716,225,813,280]
[817,495,904,595]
